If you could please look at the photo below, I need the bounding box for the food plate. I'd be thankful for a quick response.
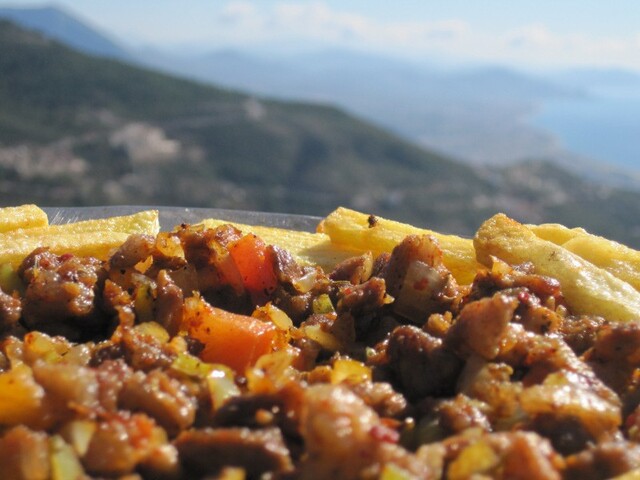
[3,205,640,478]
[43,206,321,232]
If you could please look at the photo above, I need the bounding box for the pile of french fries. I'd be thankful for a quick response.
[3,203,640,323]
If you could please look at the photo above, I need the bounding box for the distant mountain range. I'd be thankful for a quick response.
[0,4,581,166]
[142,48,584,164]
[547,67,640,96]
[2,11,640,246]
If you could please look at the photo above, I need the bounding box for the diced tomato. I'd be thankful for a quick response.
[229,234,278,305]
[182,296,278,373]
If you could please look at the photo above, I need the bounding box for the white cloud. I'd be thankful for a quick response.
[215,1,469,52]
[506,24,556,48]
[219,1,262,28]
[221,1,257,18]
[211,1,640,69]
[272,2,369,41]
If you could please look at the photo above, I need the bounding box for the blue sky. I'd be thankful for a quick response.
[5,1,640,68]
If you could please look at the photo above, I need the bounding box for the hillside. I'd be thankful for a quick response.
[2,20,640,247]
[140,48,581,166]
[0,20,494,235]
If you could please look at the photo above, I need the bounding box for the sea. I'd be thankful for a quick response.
[528,89,640,174]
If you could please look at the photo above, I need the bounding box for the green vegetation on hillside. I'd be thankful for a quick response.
[0,20,238,143]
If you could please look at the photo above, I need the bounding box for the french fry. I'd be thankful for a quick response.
[6,209,159,238]
[0,231,132,266]
[198,218,360,272]
[475,213,640,322]
[561,235,640,292]
[528,222,585,245]
[317,207,479,284]
[530,223,640,292]
[0,210,159,266]
[0,204,48,233]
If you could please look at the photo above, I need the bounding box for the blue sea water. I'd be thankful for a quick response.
[528,93,640,172]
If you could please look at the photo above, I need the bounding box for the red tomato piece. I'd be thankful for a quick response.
[182,296,277,373]
[229,234,278,305]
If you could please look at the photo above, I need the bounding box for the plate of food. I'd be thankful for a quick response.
[0,204,639,479]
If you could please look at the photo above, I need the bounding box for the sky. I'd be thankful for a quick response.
[5,0,640,69]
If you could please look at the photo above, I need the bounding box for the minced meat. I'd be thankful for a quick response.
[0,226,637,479]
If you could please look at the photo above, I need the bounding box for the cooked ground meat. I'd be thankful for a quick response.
[330,252,373,284]
[559,314,608,355]
[18,248,105,337]
[119,369,197,436]
[175,427,293,478]
[435,394,492,436]
[0,222,639,479]
[81,412,166,477]
[336,276,387,315]
[349,380,408,419]
[564,441,640,480]
[109,234,156,270]
[446,292,519,360]
[154,270,184,336]
[0,426,50,480]
[0,287,21,331]
[381,234,459,322]
[385,325,463,399]
[296,384,430,479]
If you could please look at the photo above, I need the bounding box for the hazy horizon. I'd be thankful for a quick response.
[2,0,640,72]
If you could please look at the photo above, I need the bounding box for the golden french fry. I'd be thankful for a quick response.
[0,231,131,266]
[0,204,48,233]
[199,219,360,272]
[475,213,640,322]
[7,209,159,238]
[530,223,640,292]
[528,222,586,245]
[317,207,479,284]
[562,235,640,292]
[0,210,159,266]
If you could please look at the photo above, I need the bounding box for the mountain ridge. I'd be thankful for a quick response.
[0,4,129,59]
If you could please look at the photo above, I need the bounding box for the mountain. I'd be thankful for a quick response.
[141,47,580,165]
[3,19,640,246]
[0,5,129,60]
[0,19,494,235]
[547,67,640,97]
[0,5,579,165]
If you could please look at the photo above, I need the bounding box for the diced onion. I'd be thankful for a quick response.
[302,324,342,352]
[49,435,85,480]
[59,420,96,457]
[252,303,294,331]
[330,358,371,385]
